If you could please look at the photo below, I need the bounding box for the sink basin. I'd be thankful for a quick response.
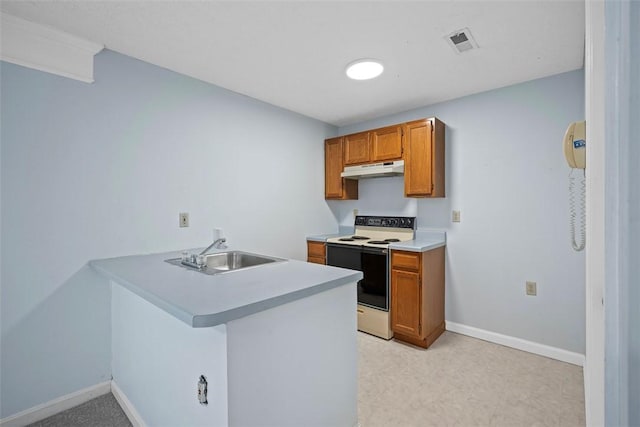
[204,251,282,271]
[165,251,286,275]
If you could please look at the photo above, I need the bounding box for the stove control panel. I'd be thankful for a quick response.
[355,216,416,229]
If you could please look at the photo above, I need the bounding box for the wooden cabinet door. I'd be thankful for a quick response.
[307,241,326,264]
[391,268,421,338]
[325,137,357,200]
[325,137,343,198]
[371,125,403,162]
[344,132,371,165]
[404,119,433,197]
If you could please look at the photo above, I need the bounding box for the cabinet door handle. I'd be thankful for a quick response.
[357,309,364,314]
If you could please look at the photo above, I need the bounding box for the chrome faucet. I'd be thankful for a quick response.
[199,238,227,255]
[181,238,227,269]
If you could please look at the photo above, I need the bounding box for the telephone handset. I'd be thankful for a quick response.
[564,120,586,251]
[563,121,586,169]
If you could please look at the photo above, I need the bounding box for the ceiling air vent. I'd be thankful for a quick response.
[446,28,478,54]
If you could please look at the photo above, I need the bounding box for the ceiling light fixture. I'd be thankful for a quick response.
[345,59,384,80]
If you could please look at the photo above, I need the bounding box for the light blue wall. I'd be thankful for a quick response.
[335,70,586,354]
[604,0,639,425]
[0,50,337,418]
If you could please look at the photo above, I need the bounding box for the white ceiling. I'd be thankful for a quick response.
[0,1,585,126]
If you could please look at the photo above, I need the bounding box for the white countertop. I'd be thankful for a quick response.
[388,239,445,252]
[389,231,446,252]
[90,248,362,328]
[306,233,342,242]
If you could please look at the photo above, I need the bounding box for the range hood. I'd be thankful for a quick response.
[341,160,404,180]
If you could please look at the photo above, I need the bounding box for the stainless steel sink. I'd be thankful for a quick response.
[204,251,282,271]
[165,251,286,275]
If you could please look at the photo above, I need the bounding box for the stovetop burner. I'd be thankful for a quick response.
[339,235,370,242]
[366,238,402,245]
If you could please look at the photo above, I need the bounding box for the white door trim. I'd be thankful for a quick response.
[584,1,606,425]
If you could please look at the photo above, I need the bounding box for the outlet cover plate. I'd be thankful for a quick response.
[526,281,537,296]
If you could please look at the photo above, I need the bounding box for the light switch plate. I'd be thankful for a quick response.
[179,212,189,228]
[452,210,461,222]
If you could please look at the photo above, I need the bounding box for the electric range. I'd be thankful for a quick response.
[325,216,416,339]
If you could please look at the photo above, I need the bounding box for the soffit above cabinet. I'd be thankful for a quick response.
[1,12,103,83]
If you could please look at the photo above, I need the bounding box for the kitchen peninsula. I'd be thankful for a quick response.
[90,249,361,427]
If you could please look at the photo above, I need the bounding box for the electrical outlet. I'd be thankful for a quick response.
[353,209,358,217]
[526,281,537,296]
[452,210,461,222]
[179,212,189,228]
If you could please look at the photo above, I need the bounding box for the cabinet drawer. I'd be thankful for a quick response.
[307,256,326,265]
[307,241,326,258]
[391,250,421,271]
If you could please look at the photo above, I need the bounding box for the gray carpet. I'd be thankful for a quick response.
[27,393,131,427]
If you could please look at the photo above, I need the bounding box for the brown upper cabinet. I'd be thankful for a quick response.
[403,118,445,198]
[325,137,358,200]
[324,117,445,200]
[344,132,371,165]
[371,125,403,162]
[344,126,403,165]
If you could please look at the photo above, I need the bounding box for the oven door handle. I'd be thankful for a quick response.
[361,246,388,255]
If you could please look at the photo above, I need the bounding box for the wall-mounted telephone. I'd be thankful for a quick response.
[564,121,586,169]
[563,121,586,251]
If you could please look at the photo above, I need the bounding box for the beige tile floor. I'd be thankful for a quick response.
[358,331,585,427]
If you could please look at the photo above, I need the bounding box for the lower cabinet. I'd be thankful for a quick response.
[390,247,445,348]
[391,269,421,337]
[307,241,326,264]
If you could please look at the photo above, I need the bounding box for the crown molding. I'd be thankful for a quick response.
[0,12,103,83]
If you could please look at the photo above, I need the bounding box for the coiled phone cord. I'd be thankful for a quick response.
[569,168,586,251]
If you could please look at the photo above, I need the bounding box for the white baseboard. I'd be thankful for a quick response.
[111,380,146,427]
[446,321,585,366]
[0,381,111,427]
